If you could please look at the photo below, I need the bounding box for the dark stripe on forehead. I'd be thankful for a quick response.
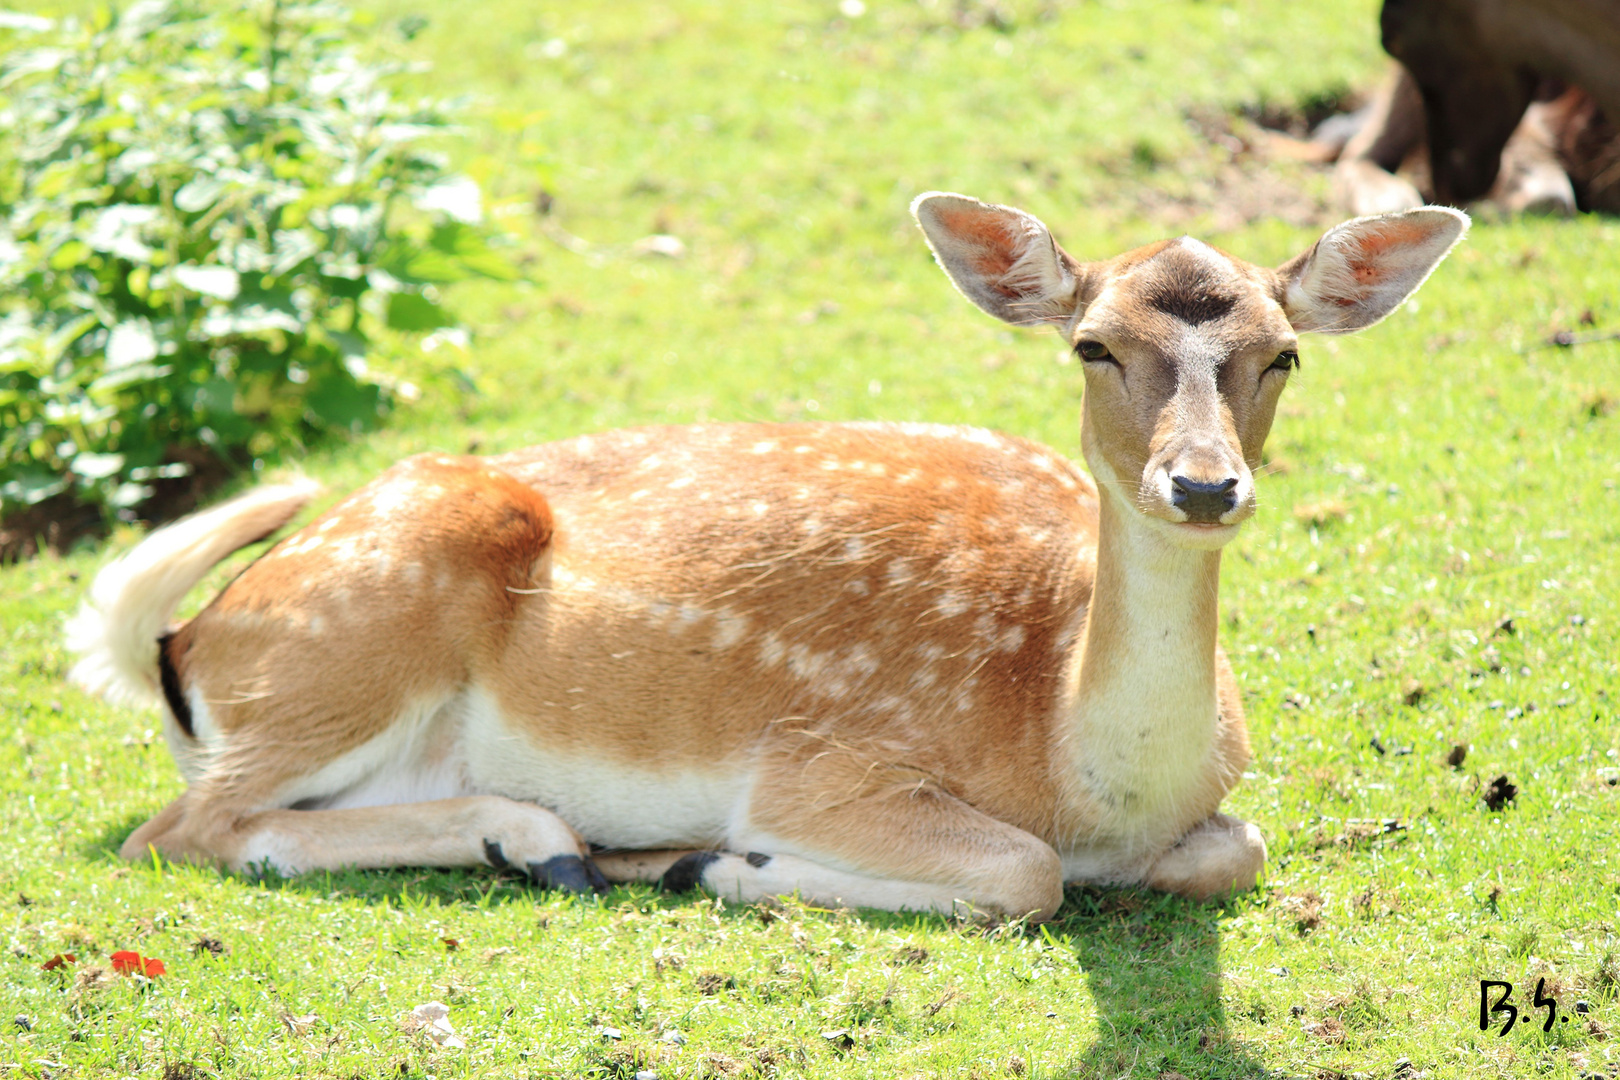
[1141,243,1239,325]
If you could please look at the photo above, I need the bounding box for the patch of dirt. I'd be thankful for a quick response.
[1236,87,1366,140]
[1117,154,1334,233]
[0,447,234,563]
[0,494,103,564]
[1483,774,1519,811]
[1283,890,1324,933]
[1293,499,1350,527]
[693,971,735,995]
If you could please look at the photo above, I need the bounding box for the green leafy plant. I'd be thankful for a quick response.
[0,0,515,531]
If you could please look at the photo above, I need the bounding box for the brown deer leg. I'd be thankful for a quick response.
[122,793,608,893]
[658,746,1063,919]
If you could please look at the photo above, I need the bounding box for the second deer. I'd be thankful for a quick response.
[68,194,1466,920]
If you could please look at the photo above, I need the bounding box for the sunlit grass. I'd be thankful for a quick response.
[4,1,1618,1077]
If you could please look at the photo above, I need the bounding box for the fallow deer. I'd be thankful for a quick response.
[67,194,1466,920]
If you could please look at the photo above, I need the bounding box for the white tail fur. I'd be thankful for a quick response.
[65,478,322,707]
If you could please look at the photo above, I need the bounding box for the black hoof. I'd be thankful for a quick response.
[483,838,511,870]
[661,850,721,894]
[528,854,609,895]
[745,851,772,868]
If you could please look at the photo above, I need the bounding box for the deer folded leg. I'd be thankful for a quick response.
[1141,811,1265,900]
[663,749,1063,919]
[590,849,700,884]
[122,793,608,893]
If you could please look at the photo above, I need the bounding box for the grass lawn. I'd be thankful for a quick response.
[4,1,1619,1077]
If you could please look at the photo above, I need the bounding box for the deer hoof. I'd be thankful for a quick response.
[660,850,721,893]
[528,854,609,894]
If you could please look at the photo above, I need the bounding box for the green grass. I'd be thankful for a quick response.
[5,1,1619,1077]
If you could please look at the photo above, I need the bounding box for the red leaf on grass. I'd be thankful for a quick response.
[41,953,76,971]
[110,950,164,977]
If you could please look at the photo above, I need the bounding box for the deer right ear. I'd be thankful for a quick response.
[912,193,1084,327]
[1279,206,1469,334]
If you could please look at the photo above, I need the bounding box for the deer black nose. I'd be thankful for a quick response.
[1170,475,1238,523]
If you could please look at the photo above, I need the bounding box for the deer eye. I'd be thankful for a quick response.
[1268,350,1298,374]
[1075,340,1114,363]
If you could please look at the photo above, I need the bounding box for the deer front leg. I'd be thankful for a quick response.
[1141,812,1266,901]
[659,748,1064,920]
[121,793,609,893]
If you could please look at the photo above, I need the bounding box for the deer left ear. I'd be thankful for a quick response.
[1279,207,1469,334]
[912,192,1086,327]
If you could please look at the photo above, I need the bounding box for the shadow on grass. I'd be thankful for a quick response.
[89,812,808,915]
[89,814,1263,1076]
[82,810,600,910]
[1050,886,1266,1079]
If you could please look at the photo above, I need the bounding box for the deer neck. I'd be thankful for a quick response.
[1064,476,1224,821]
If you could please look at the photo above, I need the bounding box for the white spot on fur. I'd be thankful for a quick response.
[750,440,778,454]
[935,591,971,618]
[330,537,361,564]
[629,489,650,501]
[711,610,750,650]
[280,533,324,557]
[669,476,694,489]
[759,632,785,667]
[844,642,879,680]
[786,644,828,682]
[752,501,770,516]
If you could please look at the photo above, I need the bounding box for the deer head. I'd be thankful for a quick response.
[913,193,1467,549]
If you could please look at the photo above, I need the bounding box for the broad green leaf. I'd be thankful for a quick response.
[69,450,124,479]
[106,480,151,508]
[199,305,303,336]
[84,204,159,261]
[385,291,452,332]
[90,362,171,395]
[415,175,483,224]
[174,263,241,300]
[105,318,158,368]
[0,470,66,505]
[305,376,381,431]
[175,175,228,213]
